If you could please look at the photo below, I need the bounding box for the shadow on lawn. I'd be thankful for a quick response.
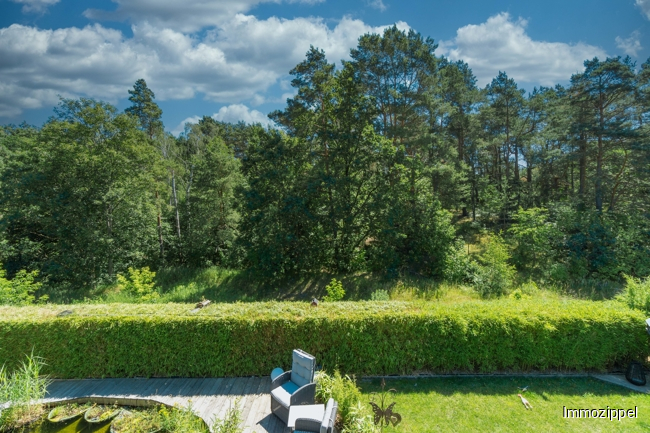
[358,376,648,398]
[153,267,447,303]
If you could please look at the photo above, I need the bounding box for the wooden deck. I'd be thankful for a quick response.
[40,377,290,433]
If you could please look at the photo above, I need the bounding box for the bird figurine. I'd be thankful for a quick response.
[518,386,529,392]
[310,298,319,307]
[518,393,533,410]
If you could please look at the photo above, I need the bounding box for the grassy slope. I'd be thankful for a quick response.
[359,377,650,432]
[43,266,599,305]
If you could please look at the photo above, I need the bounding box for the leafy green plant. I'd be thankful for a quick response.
[472,234,515,297]
[316,370,365,428]
[616,274,650,313]
[370,290,390,301]
[117,267,159,302]
[0,300,646,378]
[158,403,208,433]
[323,278,345,302]
[342,401,379,433]
[211,398,243,433]
[0,267,46,306]
[443,238,475,284]
[0,351,50,431]
[508,207,561,278]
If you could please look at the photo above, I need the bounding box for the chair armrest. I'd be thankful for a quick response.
[271,370,292,390]
[290,382,316,406]
[294,417,321,432]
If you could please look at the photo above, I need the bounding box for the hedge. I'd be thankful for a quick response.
[0,300,648,378]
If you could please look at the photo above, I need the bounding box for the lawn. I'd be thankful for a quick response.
[358,376,650,432]
[42,265,619,305]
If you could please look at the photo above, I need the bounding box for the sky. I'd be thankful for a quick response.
[0,0,646,135]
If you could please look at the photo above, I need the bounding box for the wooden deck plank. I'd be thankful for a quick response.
[194,378,225,419]
[239,377,262,430]
[242,379,268,433]
[31,377,282,430]
[202,377,237,425]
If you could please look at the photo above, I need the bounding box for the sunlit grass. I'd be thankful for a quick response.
[359,376,650,433]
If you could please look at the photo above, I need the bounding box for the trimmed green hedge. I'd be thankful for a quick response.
[0,300,648,378]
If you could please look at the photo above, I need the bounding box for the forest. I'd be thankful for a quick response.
[0,25,648,301]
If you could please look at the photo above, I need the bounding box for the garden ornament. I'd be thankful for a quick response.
[518,394,533,409]
[370,378,402,428]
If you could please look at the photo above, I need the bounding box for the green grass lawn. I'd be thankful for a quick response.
[44,265,606,305]
[358,377,650,432]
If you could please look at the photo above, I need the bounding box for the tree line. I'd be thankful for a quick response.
[1,26,648,290]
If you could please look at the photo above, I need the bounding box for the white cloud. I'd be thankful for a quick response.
[367,0,387,12]
[171,104,273,135]
[615,31,642,57]
[0,16,395,119]
[10,0,59,13]
[637,0,650,20]
[439,13,608,87]
[84,0,323,33]
[213,104,273,125]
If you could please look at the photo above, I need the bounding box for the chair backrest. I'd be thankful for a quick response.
[291,349,315,388]
[321,398,337,433]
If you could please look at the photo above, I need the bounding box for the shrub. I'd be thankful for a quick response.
[472,234,515,297]
[342,401,379,433]
[0,300,646,378]
[508,207,561,278]
[442,239,475,284]
[316,370,364,428]
[370,290,390,301]
[211,398,243,433]
[0,267,45,306]
[323,278,345,302]
[158,403,208,433]
[116,267,159,302]
[617,274,650,314]
[0,351,50,430]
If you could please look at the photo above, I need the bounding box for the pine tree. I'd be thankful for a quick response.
[126,78,163,139]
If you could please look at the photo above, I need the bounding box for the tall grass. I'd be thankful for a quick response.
[0,351,50,430]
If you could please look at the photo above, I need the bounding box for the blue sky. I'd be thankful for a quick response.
[0,0,646,135]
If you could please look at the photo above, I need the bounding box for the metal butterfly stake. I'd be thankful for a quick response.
[369,378,402,429]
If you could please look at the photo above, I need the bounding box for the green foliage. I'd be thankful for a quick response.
[508,207,561,278]
[211,398,242,433]
[0,300,645,379]
[0,267,45,306]
[370,289,390,301]
[617,274,650,314]
[0,99,164,288]
[443,239,476,284]
[116,267,159,302]
[472,234,515,297]
[323,278,345,302]
[0,351,50,430]
[342,401,379,433]
[158,403,208,433]
[316,370,366,430]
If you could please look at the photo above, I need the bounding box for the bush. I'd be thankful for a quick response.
[0,267,45,306]
[117,267,159,302]
[0,300,646,379]
[370,290,390,301]
[443,239,475,284]
[0,351,50,431]
[472,234,515,297]
[617,274,650,314]
[508,207,561,278]
[211,398,242,433]
[158,403,208,433]
[323,278,345,302]
[315,370,365,429]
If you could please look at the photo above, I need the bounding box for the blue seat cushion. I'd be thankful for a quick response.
[271,381,299,408]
